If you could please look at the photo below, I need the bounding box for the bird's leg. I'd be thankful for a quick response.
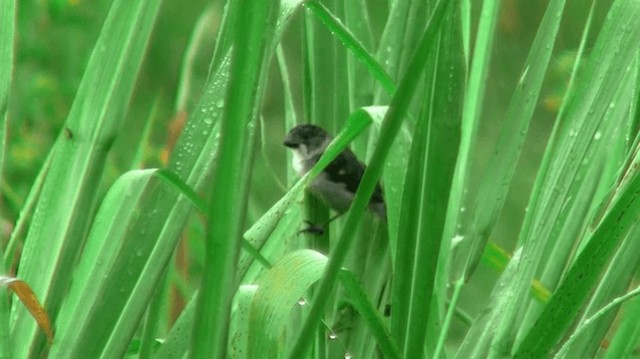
[298,213,344,235]
[298,220,325,235]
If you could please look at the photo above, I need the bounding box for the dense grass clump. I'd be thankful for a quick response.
[1,0,640,358]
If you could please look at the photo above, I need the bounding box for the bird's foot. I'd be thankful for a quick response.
[298,220,326,235]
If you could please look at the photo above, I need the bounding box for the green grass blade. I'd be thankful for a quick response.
[462,0,567,280]
[517,1,599,336]
[0,287,8,359]
[0,13,16,358]
[0,0,13,118]
[343,0,375,111]
[11,1,162,356]
[339,269,399,358]
[0,0,13,337]
[378,112,411,262]
[557,223,640,357]
[0,0,14,185]
[191,0,280,356]
[443,0,501,263]
[2,151,51,268]
[302,0,339,132]
[397,3,464,357]
[454,250,523,358]
[0,16,16,348]
[300,0,341,240]
[49,169,159,358]
[175,6,217,113]
[306,0,395,95]
[632,52,640,137]
[602,293,640,359]
[156,168,273,270]
[156,291,199,359]
[229,285,257,359]
[375,0,426,87]
[138,269,168,359]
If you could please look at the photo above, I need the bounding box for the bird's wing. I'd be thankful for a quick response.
[323,149,365,193]
[323,149,385,204]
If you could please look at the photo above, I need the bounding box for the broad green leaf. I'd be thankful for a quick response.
[249,250,327,357]
[244,250,398,358]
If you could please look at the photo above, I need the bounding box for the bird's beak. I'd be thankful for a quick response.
[283,135,299,148]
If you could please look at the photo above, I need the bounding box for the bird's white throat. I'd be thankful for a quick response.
[290,137,331,177]
[291,149,306,176]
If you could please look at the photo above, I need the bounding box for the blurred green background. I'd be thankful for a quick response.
[2,0,609,228]
[3,1,611,247]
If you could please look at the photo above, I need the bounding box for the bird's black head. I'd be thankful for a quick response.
[283,124,331,150]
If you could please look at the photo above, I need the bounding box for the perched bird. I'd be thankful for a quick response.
[283,124,386,221]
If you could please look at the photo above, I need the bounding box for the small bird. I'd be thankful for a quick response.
[283,124,386,222]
